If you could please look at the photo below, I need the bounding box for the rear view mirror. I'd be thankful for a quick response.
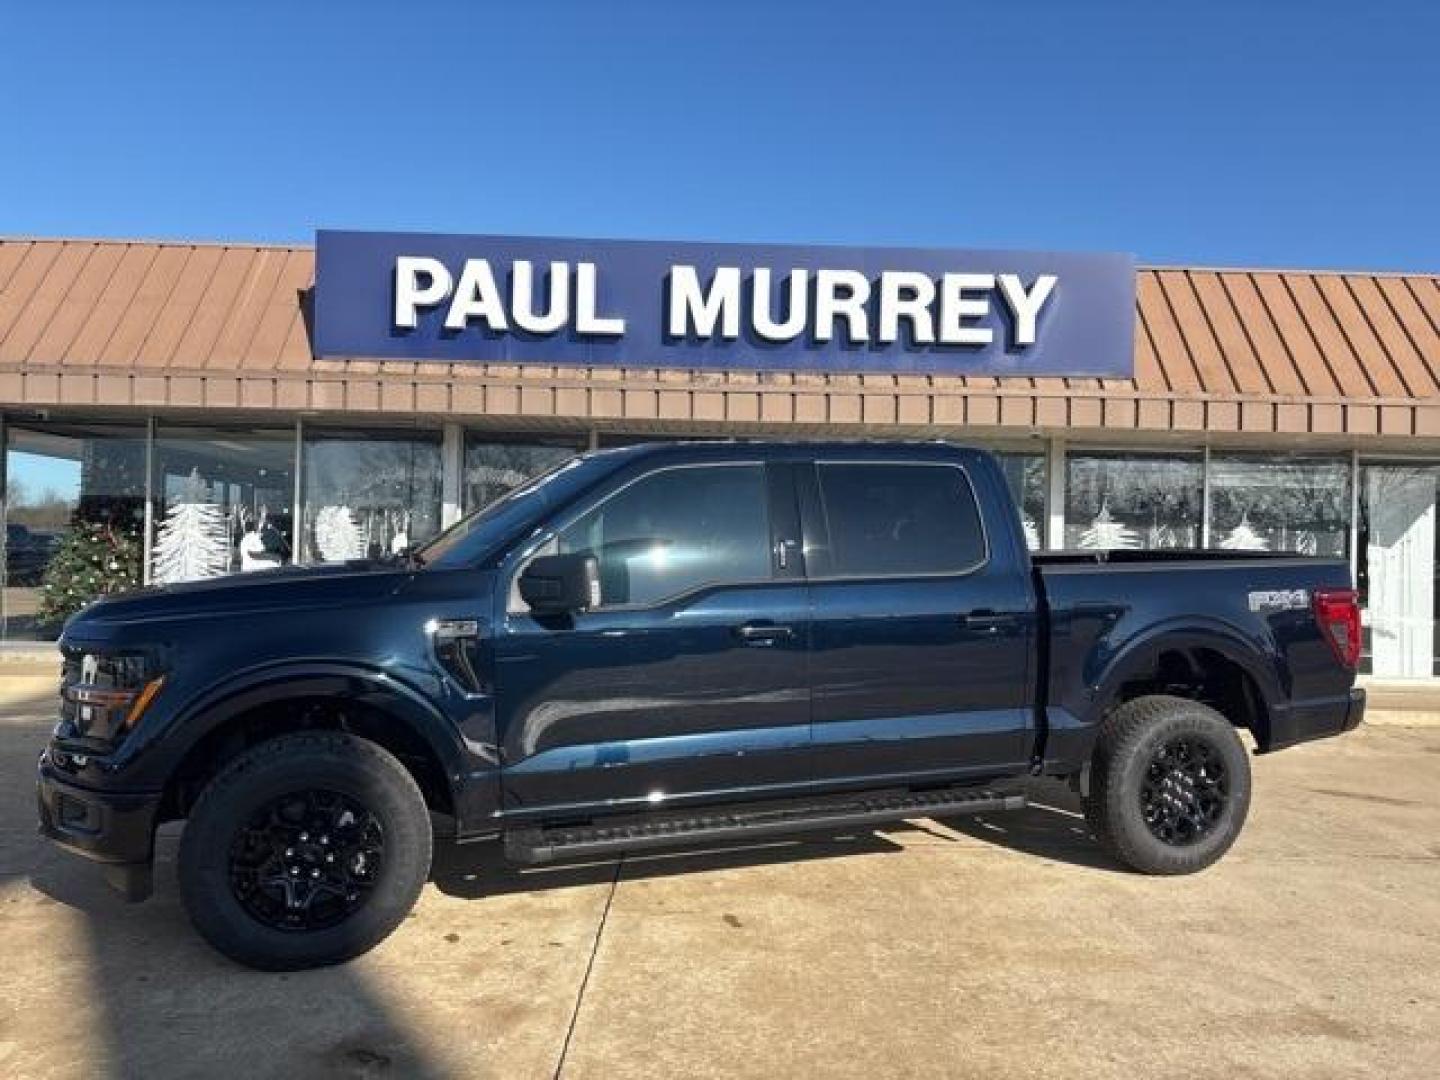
[519,552,600,615]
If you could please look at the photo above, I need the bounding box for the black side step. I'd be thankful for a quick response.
[503,787,1026,865]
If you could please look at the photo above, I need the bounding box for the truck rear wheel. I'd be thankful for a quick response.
[1082,695,1251,875]
[177,732,432,970]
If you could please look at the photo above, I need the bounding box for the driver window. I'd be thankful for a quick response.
[553,463,770,608]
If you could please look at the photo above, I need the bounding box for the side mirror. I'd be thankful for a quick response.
[519,552,600,615]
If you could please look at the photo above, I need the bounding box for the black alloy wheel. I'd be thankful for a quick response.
[1081,694,1251,875]
[1138,737,1228,846]
[178,732,432,970]
[228,788,385,932]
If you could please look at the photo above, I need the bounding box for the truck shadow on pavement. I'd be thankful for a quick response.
[28,842,454,1080]
[932,779,1122,872]
[7,704,454,1080]
[431,829,906,899]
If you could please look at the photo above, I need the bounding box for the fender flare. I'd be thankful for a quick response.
[1089,616,1284,733]
[158,661,468,806]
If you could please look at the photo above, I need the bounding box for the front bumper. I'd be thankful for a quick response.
[37,751,160,899]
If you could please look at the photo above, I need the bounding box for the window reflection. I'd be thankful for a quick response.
[557,465,769,607]
[463,434,580,514]
[151,426,294,582]
[1065,452,1203,550]
[995,451,1046,550]
[302,430,442,562]
[1208,455,1349,556]
[2,422,148,640]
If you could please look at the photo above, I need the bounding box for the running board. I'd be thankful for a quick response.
[504,787,1026,865]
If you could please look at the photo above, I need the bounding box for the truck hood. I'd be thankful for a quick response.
[65,562,417,633]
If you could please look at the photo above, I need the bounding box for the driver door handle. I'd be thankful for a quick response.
[734,622,795,645]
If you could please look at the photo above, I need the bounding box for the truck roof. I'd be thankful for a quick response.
[591,439,992,465]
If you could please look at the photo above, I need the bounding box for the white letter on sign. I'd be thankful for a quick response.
[751,268,808,342]
[394,256,453,330]
[444,259,508,331]
[938,273,995,345]
[511,260,571,334]
[668,266,741,339]
[877,271,937,345]
[813,269,870,344]
[997,273,1057,346]
[575,262,626,336]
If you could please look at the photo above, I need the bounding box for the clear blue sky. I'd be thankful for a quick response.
[2,1,1436,271]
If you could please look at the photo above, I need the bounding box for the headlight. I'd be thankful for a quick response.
[58,650,165,747]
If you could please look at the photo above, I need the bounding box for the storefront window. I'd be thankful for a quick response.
[994,451,1046,550]
[1357,464,1438,678]
[463,434,581,514]
[301,429,442,562]
[150,425,296,582]
[1207,455,1349,556]
[2,421,149,640]
[1065,451,1202,550]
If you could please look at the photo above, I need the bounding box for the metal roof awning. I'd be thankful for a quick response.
[1,238,1437,440]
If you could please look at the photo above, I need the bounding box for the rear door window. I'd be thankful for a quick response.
[556,463,771,607]
[816,462,985,576]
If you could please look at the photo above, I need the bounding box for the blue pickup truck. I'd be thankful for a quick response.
[38,441,1365,970]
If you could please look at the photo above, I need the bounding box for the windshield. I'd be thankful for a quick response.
[416,453,617,568]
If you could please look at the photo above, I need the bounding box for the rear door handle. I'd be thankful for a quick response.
[734,622,795,645]
[962,610,1019,634]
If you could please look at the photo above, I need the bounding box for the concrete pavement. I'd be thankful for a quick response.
[1,690,1437,1079]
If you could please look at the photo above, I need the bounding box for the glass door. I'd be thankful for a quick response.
[1359,465,1439,678]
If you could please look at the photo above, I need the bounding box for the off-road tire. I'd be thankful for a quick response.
[1082,694,1251,875]
[177,732,432,970]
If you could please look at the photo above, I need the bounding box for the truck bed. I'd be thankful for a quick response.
[1031,548,1357,762]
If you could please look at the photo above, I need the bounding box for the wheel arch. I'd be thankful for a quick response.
[1091,620,1282,752]
[156,664,465,831]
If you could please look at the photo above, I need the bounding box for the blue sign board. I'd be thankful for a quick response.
[313,229,1135,377]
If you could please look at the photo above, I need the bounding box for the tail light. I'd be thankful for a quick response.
[1313,588,1361,669]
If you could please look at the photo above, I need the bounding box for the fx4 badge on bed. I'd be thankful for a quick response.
[1248,588,1310,613]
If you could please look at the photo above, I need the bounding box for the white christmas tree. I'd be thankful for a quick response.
[1079,501,1139,550]
[314,505,366,562]
[153,469,231,583]
[1220,511,1269,551]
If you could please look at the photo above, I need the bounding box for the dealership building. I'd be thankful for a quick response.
[1,232,1438,680]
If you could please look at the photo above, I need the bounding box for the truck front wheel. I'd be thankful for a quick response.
[1082,695,1251,875]
[177,732,432,970]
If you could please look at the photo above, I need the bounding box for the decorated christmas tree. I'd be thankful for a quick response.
[37,519,143,628]
[152,469,231,583]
